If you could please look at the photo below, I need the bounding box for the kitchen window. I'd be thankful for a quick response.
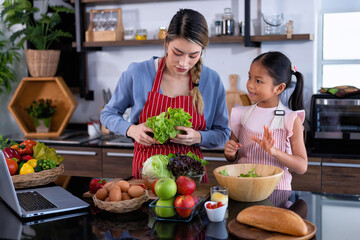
[319,10,360,89]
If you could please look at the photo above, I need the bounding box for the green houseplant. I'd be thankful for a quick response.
[0,30,20,94]
[1,0,74,77]
[26,99,56,132]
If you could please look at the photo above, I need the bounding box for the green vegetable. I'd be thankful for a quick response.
[141,154,174,179]
[145,107,192,144]
[186,151,208,166]
[32,142,63,165]
[239,168,260,177]
[219,169,229,176]
[37,159,57,170]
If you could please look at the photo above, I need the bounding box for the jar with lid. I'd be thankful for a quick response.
[215,20,222,36]
[221,8,234,35]
[158,26,167,39]
[135,29,147,40]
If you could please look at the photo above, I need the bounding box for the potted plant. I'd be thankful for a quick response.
[26,99,56,133]
[1,0,74,77]
[0,30,20,94]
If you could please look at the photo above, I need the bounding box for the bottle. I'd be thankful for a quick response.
[215,20,222,36]
[221,8,235,36]
[158,26,167,39]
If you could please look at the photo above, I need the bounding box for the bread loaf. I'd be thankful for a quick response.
[236,205,307,236]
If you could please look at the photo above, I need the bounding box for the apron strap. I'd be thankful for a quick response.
[241,101,285,130]
[151,57,165,92]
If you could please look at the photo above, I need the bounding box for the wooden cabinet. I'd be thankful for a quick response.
[51,146,102,177]
[102,148,133,178]
[322,158,360,195]
[202,151,228,186]
[291,157,321,192]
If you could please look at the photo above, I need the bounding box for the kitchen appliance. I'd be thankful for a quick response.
[310,93,360,153]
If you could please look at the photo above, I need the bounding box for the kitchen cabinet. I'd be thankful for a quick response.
[322,158,360,195]
[202,151,228,186]
[291,157,321,192]
[102,148,133,178]
[51,146,102,177]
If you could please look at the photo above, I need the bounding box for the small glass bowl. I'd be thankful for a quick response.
[141,174,158,190]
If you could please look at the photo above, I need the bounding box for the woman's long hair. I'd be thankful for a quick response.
[165,9,209,114]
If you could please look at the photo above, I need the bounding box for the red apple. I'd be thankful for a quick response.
[174,195,195,218]
[176,176,196,195]
[151,179,159,195]
[191,195,199,205]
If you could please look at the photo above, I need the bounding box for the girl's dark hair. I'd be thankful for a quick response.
[252,51,304,110]
[165,9,209,114]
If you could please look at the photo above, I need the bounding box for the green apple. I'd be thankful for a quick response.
[155,221,176,239]
[155,198,176,218]
[154,178,177,199]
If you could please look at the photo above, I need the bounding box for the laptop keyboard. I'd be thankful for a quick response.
[17,191,57,212]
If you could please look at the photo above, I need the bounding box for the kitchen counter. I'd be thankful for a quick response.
[1,177,359,240]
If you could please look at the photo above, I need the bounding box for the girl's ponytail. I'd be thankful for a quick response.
[289,71,304,111]
[189,58,204,114]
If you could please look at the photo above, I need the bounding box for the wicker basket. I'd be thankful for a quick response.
[93,190,149,213]
[25,49,60,77]
[11,164,64,189]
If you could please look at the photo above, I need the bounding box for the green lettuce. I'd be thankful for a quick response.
[145,107,192,144]
[141,154,174,179]
[32,142,64,165]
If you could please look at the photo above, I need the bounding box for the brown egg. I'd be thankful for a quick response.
[105,197,110,202]
[104,182,115,191]
[109,186,122,201]
[117,180,130,192]
[95,188,108,201]
[122,192,132,200]
[128,185,144,198]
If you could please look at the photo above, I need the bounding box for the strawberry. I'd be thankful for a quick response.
[89,178,107,194]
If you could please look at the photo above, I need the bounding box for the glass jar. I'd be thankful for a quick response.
[221,8,235,35]
[158,26,167,39]
[135,29,147,40]
[215,20,222,36]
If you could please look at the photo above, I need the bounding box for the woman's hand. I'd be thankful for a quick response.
[224,139,242,162]
[170,126,202,146]
[126,123,159,146]
[252,126,275,155]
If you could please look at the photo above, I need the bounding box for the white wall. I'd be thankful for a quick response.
[0,0,318,135]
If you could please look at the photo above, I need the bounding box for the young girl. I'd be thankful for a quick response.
[224,51,308,190]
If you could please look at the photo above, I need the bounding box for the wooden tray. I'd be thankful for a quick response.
[228,218,316,240]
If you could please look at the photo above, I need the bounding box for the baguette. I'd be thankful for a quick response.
[236,205,307,236]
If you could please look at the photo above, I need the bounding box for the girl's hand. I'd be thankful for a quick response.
[126,123,159,146]
[170,126,201,146]
[224,139,242,162]
[252,126,275,155]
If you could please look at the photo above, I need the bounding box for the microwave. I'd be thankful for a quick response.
[310,93,360,141]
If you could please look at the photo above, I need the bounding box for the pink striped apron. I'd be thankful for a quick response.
[237,101,292,190]
[133,58,208,183]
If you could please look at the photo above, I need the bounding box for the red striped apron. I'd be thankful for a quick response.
[133,58,208,183]
[237,101,292,190]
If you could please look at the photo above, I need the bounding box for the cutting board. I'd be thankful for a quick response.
[226,74,251,120]
[228,219,317,240]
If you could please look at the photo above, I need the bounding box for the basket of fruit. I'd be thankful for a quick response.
[92,179,149,213]
[1,136,65,189]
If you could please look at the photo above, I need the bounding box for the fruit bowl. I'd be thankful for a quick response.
[213,164,283,202]
[141,174,158,190]
[149,196,204,222]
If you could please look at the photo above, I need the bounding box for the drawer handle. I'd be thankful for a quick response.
[55,150,97,156]
[107,152,134,157]
[203,157,227,162]
[323,162,360,168]
[308,162,321,166]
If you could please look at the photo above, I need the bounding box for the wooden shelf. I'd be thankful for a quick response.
[251,34,313,42]
[72,34,312,48]
[71,0,194,4]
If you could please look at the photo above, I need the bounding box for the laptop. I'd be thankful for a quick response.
[0,150,89,218]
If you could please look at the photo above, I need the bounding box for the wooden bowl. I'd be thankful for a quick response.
[213,164,283,202]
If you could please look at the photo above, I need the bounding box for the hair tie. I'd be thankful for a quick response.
[193,82,199,87]
[291,65,298,74]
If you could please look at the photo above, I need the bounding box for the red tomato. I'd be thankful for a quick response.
[217,202,224,208]
[206,203,213,209]
[151,179,159,195]
[6,158,18,175]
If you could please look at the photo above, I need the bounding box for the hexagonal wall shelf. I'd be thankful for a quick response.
[8,77,78,138]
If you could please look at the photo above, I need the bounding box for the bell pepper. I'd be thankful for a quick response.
[21,154,33,161]
[18,140,37,155]
[3,147,20,162]
[19,162,35,175]
[89,178,107,194]
[27,159,38,168]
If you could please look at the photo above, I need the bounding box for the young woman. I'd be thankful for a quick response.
[224,51,308,190]
[101,9,230,182]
